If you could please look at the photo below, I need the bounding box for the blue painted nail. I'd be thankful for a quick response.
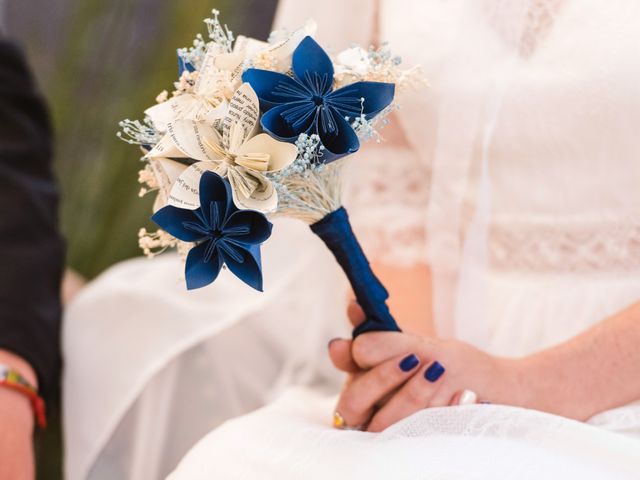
[424,361,445,382]
[399,354,420,372]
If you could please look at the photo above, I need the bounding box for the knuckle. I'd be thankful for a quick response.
[351,335,375,366]
[404,380,428,407]
[372,361,395,385]
[339,392,365,418]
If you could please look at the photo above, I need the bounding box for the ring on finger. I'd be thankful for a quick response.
[333,411,363,431]
[458,389,478,405]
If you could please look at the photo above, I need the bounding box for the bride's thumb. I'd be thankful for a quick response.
[328,338,359,373]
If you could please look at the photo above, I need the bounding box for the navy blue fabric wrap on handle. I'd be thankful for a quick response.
[310,207,401,337]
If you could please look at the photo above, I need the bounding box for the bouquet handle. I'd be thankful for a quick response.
[310,207,401,337]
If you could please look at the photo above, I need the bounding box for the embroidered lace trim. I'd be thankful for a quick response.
[489,218,640,273]
[343,144,430,266]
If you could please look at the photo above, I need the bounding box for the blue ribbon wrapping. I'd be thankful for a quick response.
[310,207,401,337]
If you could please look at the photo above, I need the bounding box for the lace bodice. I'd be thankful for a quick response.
[344,140,430,267]
[330,0,640,275]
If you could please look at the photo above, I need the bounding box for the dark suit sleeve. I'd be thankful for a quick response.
[0,41,64,399]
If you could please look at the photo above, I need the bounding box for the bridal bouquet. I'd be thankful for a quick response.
[119,10,422,336]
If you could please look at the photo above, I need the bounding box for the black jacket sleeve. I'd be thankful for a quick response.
[0,41,64,399]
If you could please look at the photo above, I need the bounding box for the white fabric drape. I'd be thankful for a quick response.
[63,219,349,479]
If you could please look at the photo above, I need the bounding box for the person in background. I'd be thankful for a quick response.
[0,6,65,479]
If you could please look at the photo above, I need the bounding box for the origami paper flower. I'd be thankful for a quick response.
[151,171,272,291]
[144,49,235,133]
[146,83,298,212]
[242,36,395,163]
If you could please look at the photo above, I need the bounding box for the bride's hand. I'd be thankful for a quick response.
[328,304,524,432]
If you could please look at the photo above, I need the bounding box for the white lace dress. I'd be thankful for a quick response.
[63,0,640,478]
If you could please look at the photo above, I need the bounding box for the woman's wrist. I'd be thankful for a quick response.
[500,350,590,420]
[0,387,34,431]
[489,355,539,411]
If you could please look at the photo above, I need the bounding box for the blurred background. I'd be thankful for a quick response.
[4,0,278,477]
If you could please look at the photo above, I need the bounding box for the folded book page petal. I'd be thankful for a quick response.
[179,98,228,127]
[267,19,318,71]
[228,167,278,213]
[216,35,270,86]
[145,133,189,159]
[169,161,222,209]
[144,95,197,132]
[227,167,260,199]
[223,83,260,152]
[148,158,188,211]
[236,133,298,172]
[165,120,225,162]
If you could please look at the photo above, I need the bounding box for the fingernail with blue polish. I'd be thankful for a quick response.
[399,354,420,372]
[424,361,445,382]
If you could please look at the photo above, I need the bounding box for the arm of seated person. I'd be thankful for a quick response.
[0,349,36,480]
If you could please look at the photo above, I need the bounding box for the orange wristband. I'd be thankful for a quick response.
[0,365,46,429]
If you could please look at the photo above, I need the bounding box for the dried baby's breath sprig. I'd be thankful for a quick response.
[268,134,344,224]
[351,101,398,143]
[177,33,209,72]
[173,70,199,96]
[155,90,169,104]
[138,228,179,258]
[117,118,162,146]
[137,164,159,198]
[205,9,234,53]
[250,50,278,72]
[334,43,427,92]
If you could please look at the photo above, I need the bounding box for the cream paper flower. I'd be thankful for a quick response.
[146,83,297,212]
[143,48,234,133]
[214,18,318,85]
[143,19,318,135]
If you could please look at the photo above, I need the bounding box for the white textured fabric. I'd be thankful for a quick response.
[167,0,640,478]
[168,389,640,480]
[64,0,640,478]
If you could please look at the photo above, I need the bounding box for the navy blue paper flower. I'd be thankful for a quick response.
[242,36,395,163]
[151,171,272,291]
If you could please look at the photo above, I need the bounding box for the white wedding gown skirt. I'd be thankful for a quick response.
[63,218,348,480]
[166,266,640,480]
